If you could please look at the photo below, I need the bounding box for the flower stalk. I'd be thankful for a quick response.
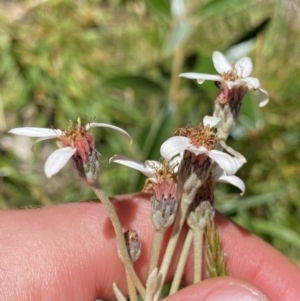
[187,201,214,283]
[145,268,159,301]
[169,229,193,295]
[92,184,145,298]
[148,229,165,277]
[154,173,202,301]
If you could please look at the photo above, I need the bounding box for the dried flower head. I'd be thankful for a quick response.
[123,229,141,262]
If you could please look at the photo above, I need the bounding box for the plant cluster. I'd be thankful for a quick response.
[9,51,269,300]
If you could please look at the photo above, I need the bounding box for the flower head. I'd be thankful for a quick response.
[109,155,179,195]
[180,51,269,107]
[9,118,132,180]
[160,116,242,178]
[109,155,180,231]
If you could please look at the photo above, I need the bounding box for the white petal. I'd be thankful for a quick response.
[160,136,191,161]
[212,51,231,74]
[87,123,132,143]
[44,147,76,178]
[9,127,62,138]
[235,56,253,78]
[232,157,245,169]
[31,136,60,150]
[145,160,163,171]
[258,87,269,107]
[186,145,208,156]
[179,72,222,84]
[33,136,61,145]
[109,155,157,178]
[203,116,221,128]
[217,174,245,195]
[237,77,260,89]
[212,165,245,194]
[208,150,240,175]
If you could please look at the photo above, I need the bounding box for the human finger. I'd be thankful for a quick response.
[163,276,271,301]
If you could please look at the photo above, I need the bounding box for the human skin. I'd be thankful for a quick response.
[0,192,299,300]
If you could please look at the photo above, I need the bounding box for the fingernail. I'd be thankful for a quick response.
[204,282,270,301]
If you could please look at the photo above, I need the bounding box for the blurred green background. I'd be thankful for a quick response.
[0,0,299,265]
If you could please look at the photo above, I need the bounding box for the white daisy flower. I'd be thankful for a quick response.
[160,116,243,176]
[180,51,269,107]
[109,155,181,183]
[110,154,181,231]
[9,119,132,178]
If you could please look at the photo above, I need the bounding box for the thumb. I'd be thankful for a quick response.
[164,276,272,301]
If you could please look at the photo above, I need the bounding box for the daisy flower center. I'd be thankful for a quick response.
[60,118,95,163]
[174,124,217,150]
[222,62,243,81]
[143,159,177,193]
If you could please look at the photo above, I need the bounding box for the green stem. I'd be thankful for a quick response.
[148,229,165,277]
[92,184,145,298]
[169,229,193,295]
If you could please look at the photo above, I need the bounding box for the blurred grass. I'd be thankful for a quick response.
[0,0,299,264]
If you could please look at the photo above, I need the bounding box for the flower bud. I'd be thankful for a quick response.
[187,177,215,229]
[214,81,248,141]
[150,179,178,231]
[187,200,214,230]
[123,229,141,262]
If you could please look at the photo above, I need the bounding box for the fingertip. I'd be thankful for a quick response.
[164,277,271,301]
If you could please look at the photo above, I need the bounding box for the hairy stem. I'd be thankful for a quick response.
[92,184,145,298]
[148,229,165,277]
[169,229,193,295]
[192,227,204,283]
[125,268,138,301]
[145,268,158,301]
